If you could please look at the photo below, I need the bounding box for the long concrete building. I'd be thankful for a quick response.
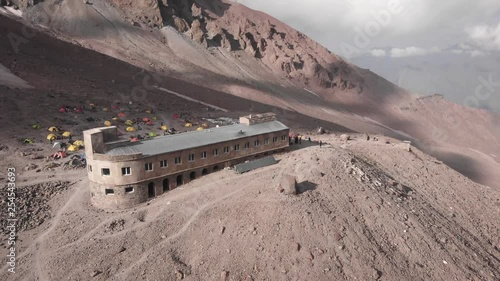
[84,113,290,209]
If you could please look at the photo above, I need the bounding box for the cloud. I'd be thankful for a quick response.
[389,46,441,57]
[370,49,387,57]
[466,23,500,51]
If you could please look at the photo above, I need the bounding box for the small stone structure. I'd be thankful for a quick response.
[280,173,297,195]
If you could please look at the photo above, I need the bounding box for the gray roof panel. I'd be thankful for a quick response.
[106,121,289,156]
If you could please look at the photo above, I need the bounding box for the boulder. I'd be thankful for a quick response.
[279,174,297,195]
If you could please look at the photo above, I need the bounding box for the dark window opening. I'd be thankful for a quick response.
[176,175,183,186]
[202,169,208,176]
[105,188,114,195]
[190,171,196,180]
[162,178,169,192]
[213,165,219,172]
[148,182,155,198]
[125,186,134,193]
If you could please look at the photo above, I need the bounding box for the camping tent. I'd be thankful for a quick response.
[130,137,140,142]
[142,117,151,122]
[125,120,134,126]
[73,140,84,147]
[145,109,152,114]
[146,121,154,126]
[53,142,62,149]
[104,121,112,127]
[160,125,168,131]
[148,132,158,137]
[67,145,79,152]
[201,123,209,128]
[126,127,136,132]
[185,123,192,127]
[62,131,72,137]
[117,112,126,117]
[47,134,57,140]
[102,107,109,112]
[53,151,67,159]
[196,127,204,131]
[48,126,59,132]
[31,124,41,129]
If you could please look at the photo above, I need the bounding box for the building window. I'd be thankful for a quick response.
[213,149,219,156]
[254,140,260,147]
[122,167,131,176]
[175,156,182,164]
[188,153,195,162]
[102,168,110,176]
[234,144,240,151]
[273,137,278,143]
[281,135,287,141]
[264,138,269,145]
[160,160,168,168]
[201,151,207,159]
[244,142,250,149]
[105,189,114,195]
[145,163,153,171]
[125,187,134,193]
[223,146,230,154]
[88,165,92,172]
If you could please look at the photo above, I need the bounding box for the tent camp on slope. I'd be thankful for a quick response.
[48,126,59,132]
[160,125,168,131]
[126,127,136,132]
[196,127,204,131]
[53,151,67,159]
[47,134,57,141]
[62,131,72,138]
[104,121,112,127]
[148,132,158,137]
[125,120,134,126]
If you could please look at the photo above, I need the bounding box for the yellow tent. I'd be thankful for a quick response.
[102,107,109,112]
[145,109,152,114]
[67,145,79,151]
[47,134,57,140]
[185,123,192,127]
[104,121,112,127]
[48,126,59,132]
[62,131,72,137]
[201,123,209,128]
[112,117,118,121]
[196,127,204,131]
[73,140,84,147]
[125,120,134,126]
[126,127,136,132]
[160,125,168,131]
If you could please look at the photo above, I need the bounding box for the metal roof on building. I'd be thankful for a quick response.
[105,121,289,156]
[234,156,278,174]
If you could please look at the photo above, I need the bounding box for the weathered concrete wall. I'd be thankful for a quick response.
[87,128,289,209]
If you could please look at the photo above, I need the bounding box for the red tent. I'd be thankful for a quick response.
[59,107,67,113]
[146,121,154,126]
[142,117,151,122]
[130,137,140,142]
[117,112,126,117]
[112,105,120,110]
[173,114,180,119]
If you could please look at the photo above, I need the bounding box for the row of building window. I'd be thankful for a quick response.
[89,135,288,176]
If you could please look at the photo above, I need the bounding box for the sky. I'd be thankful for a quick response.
[237,0,500,112]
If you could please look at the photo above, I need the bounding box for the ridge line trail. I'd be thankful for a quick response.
[0,179,84,274]
[36,181,84,281]
[49,167,278,254]
[112,187,242,280]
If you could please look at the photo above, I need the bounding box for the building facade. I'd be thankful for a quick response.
[84,113,289,209]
